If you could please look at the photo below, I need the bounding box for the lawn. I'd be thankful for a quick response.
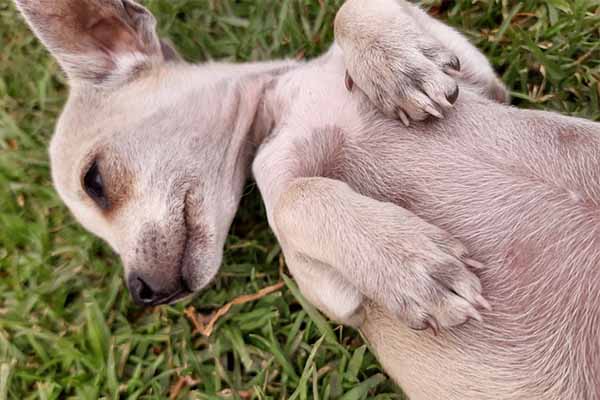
[0,0,598,399]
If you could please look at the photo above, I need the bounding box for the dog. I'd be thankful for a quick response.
[15,0,600,399]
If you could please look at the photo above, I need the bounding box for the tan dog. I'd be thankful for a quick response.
[15,0,600,399]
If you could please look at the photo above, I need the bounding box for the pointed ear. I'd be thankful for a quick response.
[15,0,170,85]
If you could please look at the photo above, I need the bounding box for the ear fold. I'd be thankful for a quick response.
[15,0,169,85]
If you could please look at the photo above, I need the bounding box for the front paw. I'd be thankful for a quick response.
[344,30,461,126]
[375,235,490,334]
[285,253,367,328]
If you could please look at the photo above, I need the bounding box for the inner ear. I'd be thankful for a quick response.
[15,0,163,85]
[88,15,145,55]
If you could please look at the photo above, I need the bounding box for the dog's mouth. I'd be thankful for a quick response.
[162,287,193,306]
[127,189,201,307]
[161,269,195,306]
[127,273,194,307]
[158,190,196,306]
[131,182,224,307]
[141,289,192,307]
[178,187,220,294]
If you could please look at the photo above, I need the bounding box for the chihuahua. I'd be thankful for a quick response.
[15,0,599,399]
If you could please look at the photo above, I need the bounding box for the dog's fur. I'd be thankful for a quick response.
[14,0,600,398]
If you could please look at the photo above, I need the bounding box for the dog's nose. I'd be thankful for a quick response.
[127,273,189,307]
[128,274,157,306]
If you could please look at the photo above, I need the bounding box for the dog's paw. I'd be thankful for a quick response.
[345,32,461,126]
[285,253,367,328]
[374,235,490,334]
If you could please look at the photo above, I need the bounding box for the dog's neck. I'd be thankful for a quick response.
[234,65,298,179]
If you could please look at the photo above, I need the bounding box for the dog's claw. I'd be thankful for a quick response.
[426,316,440,336]
[434,94,454,110]
[447,56,461,73]
[464,258,486,270]
[475,294,492,311]
[345,70,354,92]
[445,68,463,78]
[424,104,444,119]
[467,306,483,323]
[397,108,410,127]
[446,85,460,104]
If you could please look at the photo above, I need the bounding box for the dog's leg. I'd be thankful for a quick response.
[253,130,488,331]
[400,2,509,103]
[335,0,508,124]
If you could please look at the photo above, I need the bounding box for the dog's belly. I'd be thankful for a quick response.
[339,95,600,399]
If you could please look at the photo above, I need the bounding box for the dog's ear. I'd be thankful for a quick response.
[160,39,183,63]
[15,0,171,86]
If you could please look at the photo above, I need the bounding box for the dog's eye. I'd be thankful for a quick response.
[83,161,109,209]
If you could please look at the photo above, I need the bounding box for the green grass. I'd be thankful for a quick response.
[0,0,598,399]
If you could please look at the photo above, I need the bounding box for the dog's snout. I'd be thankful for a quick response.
[128,273,157,305]
[125,188,211,306]
[127,272,190,307]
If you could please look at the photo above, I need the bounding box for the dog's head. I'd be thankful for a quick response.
[16,0,267,306]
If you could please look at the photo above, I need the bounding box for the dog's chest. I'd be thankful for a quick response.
[275,62,367,133]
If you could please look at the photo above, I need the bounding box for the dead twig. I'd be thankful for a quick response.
[218,388,254,399]
[185,281,285,337]
[169,375,199,400]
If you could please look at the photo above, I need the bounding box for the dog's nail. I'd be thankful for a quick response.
[448,56,461,72]
[345,70,354,92]
[446,85,460,105]
[397,108,410,127]
[435,94,454,110]
[467,307,483,323]
[475,295,492,311]
[465,258,485,270]
[426,316,440,336]
[445,68,463,78]
[424,104,443,119]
